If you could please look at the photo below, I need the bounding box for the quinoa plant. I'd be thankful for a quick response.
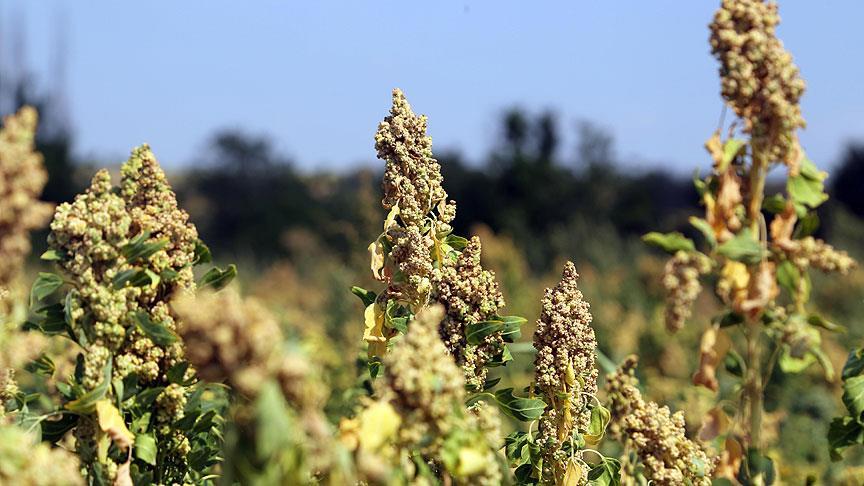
[355,89,523,392]
[0,106,83,485]
[644,0,855,482]
[26,145,235,484]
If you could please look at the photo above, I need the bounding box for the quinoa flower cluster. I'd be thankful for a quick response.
[710,0,806,169]
[46,145,199,482]
[532,261,598,480]
[606,356,715,486]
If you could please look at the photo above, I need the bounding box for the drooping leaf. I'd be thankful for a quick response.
[688,217,716,248]
[29,272,64,307]
[96,399,135,452]
[500,315,527,343]
[776,260,800,297]
[135,433,158,465]
[66,359,112,413]
[198,264,237,291]
[494,388,545,422]
[193,239,212,265]
[793,212,820,239]
[133,311,178,346]
[350,286,377,307]
[41,413,78,443]
[40,249,64,261]
[642,232,695,253]
[585,405,611,445]
[716,229,763,264]
[787,172,828,209]
[828,416,864,461]
[466,320,503,345]
[842,375,864,421]
[842,348,864,381]
[122,232,169,263]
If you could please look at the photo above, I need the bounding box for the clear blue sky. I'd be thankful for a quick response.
[3,1,863,172]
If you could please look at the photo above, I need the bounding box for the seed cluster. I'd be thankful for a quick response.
[375,89,454,227]
[0,107,52,308]
[434,237,505,390]
[47,145,198,480]
[606,356,715,486]
[372,90,508,390]
[662,251,712,333]
[533,261,597,478]
[380,305,503,485]
[709,0,806,168]
[0,424,84,486]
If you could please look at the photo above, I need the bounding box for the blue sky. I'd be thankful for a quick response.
[3,1,863,172]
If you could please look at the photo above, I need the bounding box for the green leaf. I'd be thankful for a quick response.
[788,173,828,209]
[779,347,816,374]
[721,139,746,170]
[641,232,695,254]
[776,260,800,297]
[716,229,763,264]
[842,348,864,381]
[807,314,845,334]
[122,232,169,263]
[828,416,864,461]
[350,286,377,307]
[40,249,64,261]
[41,413,78,444]
[167,362,190,384]
[724,349,746,378]
[494,388,545,422]
[587,457,621,486]
[135,433,158,465]
[585,405,611,444]
[793,212,820,239]
[762,194,788,214]
[740,448,775,485]
[688,217,716,248]
[25,354,55,377]
[445,234,469,251]
[500,315,527,343]
[199,264,237,291]
[133,311,178,346]
[30,272,64,307]
[193,239,213,265]
[842,375,864,421]
[255,381,295,457]
[66,359,112,413]
[466,320,503,345]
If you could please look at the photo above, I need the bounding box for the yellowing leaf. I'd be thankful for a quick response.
[368,239,386,281]
[562,459,584,486]
[456,447,488,477]
[363,303,387,358]
[96,399,135,452]
[693,327,731,392]
[698,406,730,441]
[113,458,133,486]
[358,401,401,452]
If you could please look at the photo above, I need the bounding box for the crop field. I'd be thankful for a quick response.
[1,0,864,485]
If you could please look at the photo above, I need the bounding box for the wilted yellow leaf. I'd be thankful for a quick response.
[96,399,135,453]
[561,459,584,486]
[114,458,133,486]
[698,406,730,441]
[455,447,487,477]
[358,401,401,452]
[368,239,386,281]
[693,327,730,392]
[363,303,387,358]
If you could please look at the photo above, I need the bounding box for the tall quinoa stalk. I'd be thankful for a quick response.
[355,89,525,391]
[644,0,855,483]
[29,146,231,484]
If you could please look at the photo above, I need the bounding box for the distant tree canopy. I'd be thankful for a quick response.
[833,144,864,218]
